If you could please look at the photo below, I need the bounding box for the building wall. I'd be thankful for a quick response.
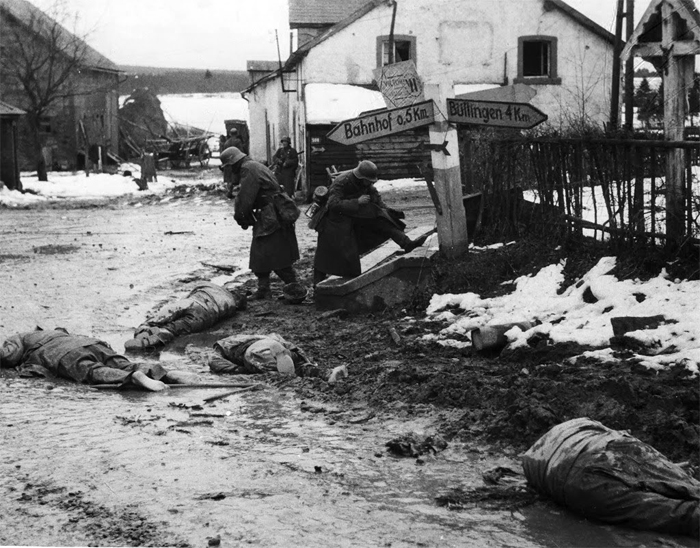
[297,0,613,128]
[0,12,120,170]
[247,78,292,164]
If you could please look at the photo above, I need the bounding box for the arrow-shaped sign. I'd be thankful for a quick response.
[327,100,436,146]
[446,98,547,129]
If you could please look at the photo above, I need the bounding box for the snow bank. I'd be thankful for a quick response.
[0,163,225,207]
[425,257,700,375]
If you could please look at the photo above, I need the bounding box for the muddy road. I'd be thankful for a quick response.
[0,174,695,547]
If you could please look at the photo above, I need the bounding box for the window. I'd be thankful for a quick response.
[376,35,416,67]
[515,36,561,85]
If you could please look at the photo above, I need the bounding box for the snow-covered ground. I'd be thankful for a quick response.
[524,165,700,240]
[158,92,249,136]
[423,256,700,375]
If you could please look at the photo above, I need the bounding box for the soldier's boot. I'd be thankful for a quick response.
[401,234,428,253]
[253,278,272,300]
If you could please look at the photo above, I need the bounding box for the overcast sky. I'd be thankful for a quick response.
[27,0,631,71]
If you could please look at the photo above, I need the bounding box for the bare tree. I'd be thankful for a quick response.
[0,1,89,181]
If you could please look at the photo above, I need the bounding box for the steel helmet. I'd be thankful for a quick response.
[0,334,24,368]
[280,136,291,144]
[220,146,246,166]
[282,282,308,304]
[353,160,378,182]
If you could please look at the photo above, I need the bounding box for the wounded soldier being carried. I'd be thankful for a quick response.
[0,328,196,391]
[125,282,247,353]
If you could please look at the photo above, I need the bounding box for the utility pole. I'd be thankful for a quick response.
[610,0,625,129]
[624,0,635,131]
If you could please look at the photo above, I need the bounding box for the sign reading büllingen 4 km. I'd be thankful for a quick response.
[326,100,436,145]
[446,98,547,129]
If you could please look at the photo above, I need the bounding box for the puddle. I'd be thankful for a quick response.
[31,244,80,254]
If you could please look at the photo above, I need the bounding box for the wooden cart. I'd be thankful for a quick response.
[147,134,213,168]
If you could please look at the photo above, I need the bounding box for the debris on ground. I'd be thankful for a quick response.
[385,432,448,458]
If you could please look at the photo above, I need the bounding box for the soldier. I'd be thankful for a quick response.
[271,137,299,196]
[221,146,302,300]
[313,160,426,285]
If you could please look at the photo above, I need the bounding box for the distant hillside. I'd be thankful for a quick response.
[118,65,250,95]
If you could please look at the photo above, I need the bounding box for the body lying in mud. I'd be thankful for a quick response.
[124,282,247,353]
[523,418,700,538]
[207,333,348,384]
[0,328,196,391]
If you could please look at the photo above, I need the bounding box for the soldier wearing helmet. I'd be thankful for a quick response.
[221,147,302,300]
[271,136,299,196]
[221,129,248,193]
[312,160,426,285]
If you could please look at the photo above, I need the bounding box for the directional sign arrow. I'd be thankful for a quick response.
[446,98,547,129]
[327,100,436,146]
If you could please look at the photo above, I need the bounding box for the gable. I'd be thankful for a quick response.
[621,0,700,61]
[0,0,119,73]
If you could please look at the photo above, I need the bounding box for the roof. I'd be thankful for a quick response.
[305,83,386,124]
[543,0,616,45]
[247,60,280,72]
[289,0,373,27]
[0,100,25,116]
[0,0,119,73]
[285,0,389,70]
[621,0,700,61]
[244,0,389,93]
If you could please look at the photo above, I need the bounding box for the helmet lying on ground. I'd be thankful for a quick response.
[283,282,308,304]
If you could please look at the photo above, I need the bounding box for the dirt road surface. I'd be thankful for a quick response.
[1,172,695,547]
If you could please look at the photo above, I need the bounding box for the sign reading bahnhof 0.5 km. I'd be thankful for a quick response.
[326,100,435,145]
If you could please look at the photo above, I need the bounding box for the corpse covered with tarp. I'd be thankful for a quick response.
[523,417,699,538]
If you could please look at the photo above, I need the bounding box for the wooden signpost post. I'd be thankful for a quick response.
[326,76,548,259]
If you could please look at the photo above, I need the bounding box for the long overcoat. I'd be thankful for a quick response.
[272,146,299,196]
[313,170,404,278]
[234,157,299,273]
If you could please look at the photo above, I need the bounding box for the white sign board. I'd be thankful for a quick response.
[327,100,436,145]
[373,60,424,108]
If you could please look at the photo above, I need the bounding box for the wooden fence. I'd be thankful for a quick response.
[461,134,700,248]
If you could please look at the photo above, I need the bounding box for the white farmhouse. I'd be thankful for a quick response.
[244,0,617,196]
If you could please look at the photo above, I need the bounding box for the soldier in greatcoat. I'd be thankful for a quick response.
[313,160,426,285]
[221,147,301,299]
[271,137,299,196]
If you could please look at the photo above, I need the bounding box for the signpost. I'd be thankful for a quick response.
[373,60,424,108]
[326,100,436,145]
[446,98,547,129]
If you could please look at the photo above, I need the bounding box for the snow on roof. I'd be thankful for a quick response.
[305,83,387,125]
